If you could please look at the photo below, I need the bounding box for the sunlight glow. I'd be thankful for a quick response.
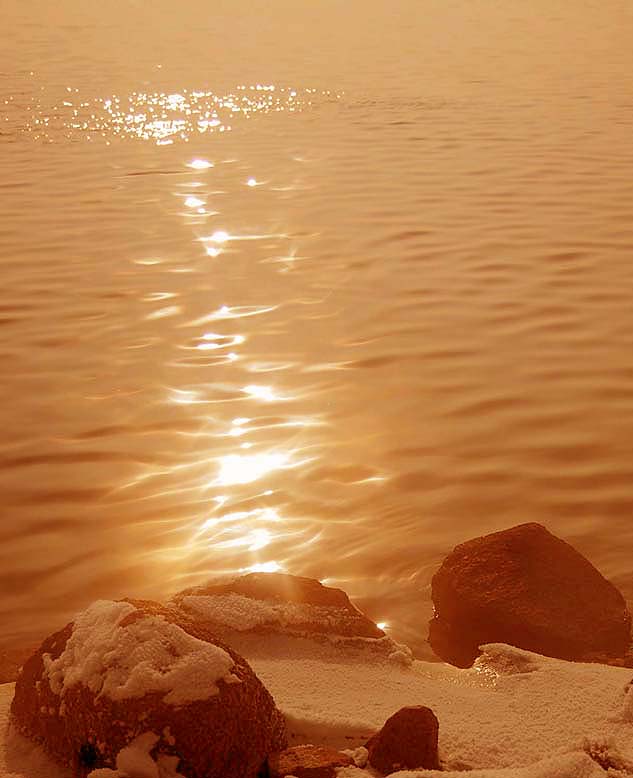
[243,384,276,402]
[213,452,289,486]
[246,561,283,573]
[376,621,388,630]
[188,159,213,170]
[184,196,205,208]
[169,388,200,404]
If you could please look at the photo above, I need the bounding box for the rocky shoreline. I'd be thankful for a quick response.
[2,522,633,778]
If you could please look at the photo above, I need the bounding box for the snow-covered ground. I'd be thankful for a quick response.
[3,637,633,778]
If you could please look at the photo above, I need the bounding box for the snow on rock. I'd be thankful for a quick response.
[172,573,384,640]
[10,599,287,778]
[42,600,237,706]
[86,732,184,778]
[179,592,352,633]
[173,574,412,666]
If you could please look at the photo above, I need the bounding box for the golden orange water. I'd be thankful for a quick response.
[2,0,633,657]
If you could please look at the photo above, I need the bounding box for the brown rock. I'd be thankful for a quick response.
[172,572,384,640]
[10,598,287,778]
[429,522,632,667]
[365,706,440,774]
[268,744,353,778]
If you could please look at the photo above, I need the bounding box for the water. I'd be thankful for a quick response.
[2,0,633,660]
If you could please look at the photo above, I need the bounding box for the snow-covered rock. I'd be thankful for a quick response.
[10,598,287,778]
[172,572,385,640]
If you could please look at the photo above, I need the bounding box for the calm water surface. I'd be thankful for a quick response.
[2,0,633,657]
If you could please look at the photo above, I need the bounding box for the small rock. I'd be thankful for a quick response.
[429,522,631,667]
[365,705,440,774]
[268,744,353,778]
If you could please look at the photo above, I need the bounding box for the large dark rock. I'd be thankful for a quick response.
[11,598,287,778]
[429,522,632,667]
[172,572,384,640]
[268,744,353,778]
[365,705,440,774]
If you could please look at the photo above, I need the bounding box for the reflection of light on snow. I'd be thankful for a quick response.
[376,622,388,630]
[243,384,276,402]
[184,196,205,208]
[247,561,282,573]
[214,452,290,486]
[188,159,213,169]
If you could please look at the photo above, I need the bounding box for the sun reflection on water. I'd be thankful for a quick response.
[213,452,291,487]
[25,84,342,144]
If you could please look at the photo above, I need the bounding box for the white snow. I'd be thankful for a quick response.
[179,592,365,633]
[86,732,184,778]
[335,752,609,778]
[3,634,633,778]
[246,640,633,775]
[43,600,238,706]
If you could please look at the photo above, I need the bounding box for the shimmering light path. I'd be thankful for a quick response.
[2,0,633,659]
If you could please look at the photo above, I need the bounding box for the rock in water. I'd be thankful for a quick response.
[172,572,385,640]
[365,705,440,773]
[268,744,353,778]
[429,522,631,667]
[10,598,287,778]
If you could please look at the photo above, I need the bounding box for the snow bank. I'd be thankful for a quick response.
[247,640,633,774]
[336,751,608,778]
[43,600,238,706]
[3,637,633,778]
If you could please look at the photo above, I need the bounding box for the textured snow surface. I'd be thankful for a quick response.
[336,752,608,778]
[42,600,238,706]
[3,639,633,777]
[248,640,633,774]
[180,593,360,632]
